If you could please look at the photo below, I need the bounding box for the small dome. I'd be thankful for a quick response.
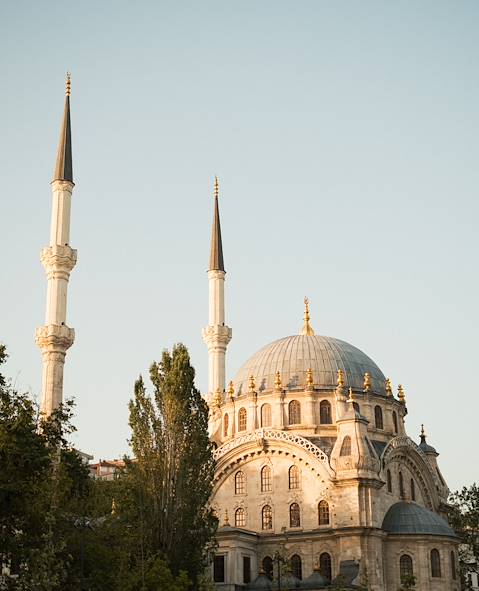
[246,573,272,590]
[233,335,386,396]
[382,502,457,537]
[301,568,329,589]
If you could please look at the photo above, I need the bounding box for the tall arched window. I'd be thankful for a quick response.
[261,505,273,530]
[392,411,398,434]
[290,554,302,580]
[263,556,273,581]
[450,551,456,580]
[387,469,392,493]
[374,405,383,429]
[288,400,301,425]
[340,435,351,456]
[235,507,246,527]
[320,400,332,424]
[289,503,301,528]
[261,403,272,427]
[399,471,405,498]
[289,465,300,489]
[223,413,229,437]
[238,407,247,431]
[431,549,441,577]
[410,478,416,501]
[318,500,330,525]
[399,554,413,581]
[319,553,332,581]
[261,466,272,492]
[234,471,245,495]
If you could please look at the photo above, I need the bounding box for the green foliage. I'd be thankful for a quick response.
[398,573,416,590]
[449,483,479,587]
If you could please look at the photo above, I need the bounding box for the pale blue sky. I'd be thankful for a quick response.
[1,1,478,490]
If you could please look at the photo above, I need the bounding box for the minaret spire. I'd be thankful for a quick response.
[202,177,232,396]
[35,73,77,415]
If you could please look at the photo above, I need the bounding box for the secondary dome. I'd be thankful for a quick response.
[382,502,457,537]
[233,334,386,396]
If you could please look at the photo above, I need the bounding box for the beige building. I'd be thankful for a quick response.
[204,188,459,590]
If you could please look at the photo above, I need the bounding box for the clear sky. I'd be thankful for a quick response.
[1,1,478,491]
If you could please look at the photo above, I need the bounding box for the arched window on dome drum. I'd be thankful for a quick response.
[262,556,273,581]
[399,471,405,498]
[450,551,456,580]
[238,407,247,432]
[374,405,383,429]
[318,500,330,525]
[235,471,245,495]
[431,549,441,577]
[223,413,229,437]
[399,554,413,582]
[319,552,332,581]
[235,507,245,527]
[410,478,416,501]
[261,403,272,428]
[290,554,302,580]
[288,400,301,425]
[289,465,300,489]
[289,503,301,528]
[261,466,272,492]
[340,435,351,456]
[320,400,332,424]
[392,410,398,434]
[387,469,392,493]
[261,505,273,530]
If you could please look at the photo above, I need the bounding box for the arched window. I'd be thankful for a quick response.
[223,413,229,437]
[318,500,330,525]
[374,405,383,429]
[238,407,247,431]
[392,411,398,434]
[450,551,456,580]
[340,435,351,456]
[261,466,272,492]
[289,465,300,489]
[235,507,246,527]
[290,554,302,580]
[320,400,332,424]
[399,471,405,498]
[235,471,246,495]
[319,552,332,581]
[261,505,273,530]
[431,549,441,577]
[399,554,413,581]
[289,503,301,528]
[263,556,273,581]
[387,469,392,493]
[261,403,272,427]
[288,400,301,425]
[410,478,416,501]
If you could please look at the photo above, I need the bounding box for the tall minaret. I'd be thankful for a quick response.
[202,177,232,396]
[35,73,77,415]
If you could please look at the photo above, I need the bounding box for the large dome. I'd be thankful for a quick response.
[233,334,386,396]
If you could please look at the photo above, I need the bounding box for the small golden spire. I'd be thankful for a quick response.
[228,380,235,400]
[111,498,117,516]
[348,386,355,402]
[213,387,222,407]
[274,371,282,391]
[301,297,315,336]
[223,508,230,526]
[363,372,371,392]
[214,175,219,199]
[306,367,314,389]
[248,375,256,393]
[420,424,425,437]
[398,384,405,403]
[66,71,71,97]
[337,368,344,388]
[385,378,393,396]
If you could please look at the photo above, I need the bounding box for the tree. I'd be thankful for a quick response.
[398,574,416,590]
[449,484,479,588]
[125,343,217,586]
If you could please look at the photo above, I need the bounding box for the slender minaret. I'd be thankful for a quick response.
[35,73,77,415]
[202,177,232,396]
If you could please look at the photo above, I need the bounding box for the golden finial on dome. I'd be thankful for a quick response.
[111,498,117,516]
[420,424,425,437]
[398,384,405,403]
[274,370,282,391]
[363,372,371,392]
[66,71,71,96]
[301,297,315,336]
[385,378,393,396]
[214,175,219,199]
[213,387,222,407]
[228,380,235,400]
[248,375,256,393]
[337,368,344,388]
[348,386,355,402]
[306,367,314,389]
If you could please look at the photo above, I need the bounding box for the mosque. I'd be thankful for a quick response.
[38,78,459,590]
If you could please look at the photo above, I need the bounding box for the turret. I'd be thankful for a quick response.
[35,73,77,415]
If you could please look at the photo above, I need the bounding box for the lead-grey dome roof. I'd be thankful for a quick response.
[233,335,386,396]
[382,502,457,537]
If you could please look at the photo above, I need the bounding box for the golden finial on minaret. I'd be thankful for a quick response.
[363,372,371,392]
[274,371,282,391]
[306,367,314,389]
[337,368,344,388]
[348,386,355,402]
[66,71,71,97]
[228,380,235,400]
[301,297,315,336]
[213,387,222,407]
[214,175,219,199]
[385,378,393,396]
[398,384,405,403]
[248,375,256,393]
